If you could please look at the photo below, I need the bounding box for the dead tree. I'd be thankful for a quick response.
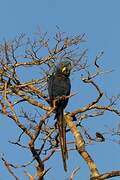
[0,29,120,180]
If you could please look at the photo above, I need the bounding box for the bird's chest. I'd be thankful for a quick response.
[52,75,70,97]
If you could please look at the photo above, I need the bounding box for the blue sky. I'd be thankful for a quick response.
[0,0,120,179]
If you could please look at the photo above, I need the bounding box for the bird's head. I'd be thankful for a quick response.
[56,60,71,77]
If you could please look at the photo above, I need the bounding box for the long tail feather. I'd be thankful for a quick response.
[56,107,68,171]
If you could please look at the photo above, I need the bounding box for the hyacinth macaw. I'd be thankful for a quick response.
[48,61,71,171]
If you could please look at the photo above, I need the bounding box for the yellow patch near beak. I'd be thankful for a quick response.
[62,67,67,72]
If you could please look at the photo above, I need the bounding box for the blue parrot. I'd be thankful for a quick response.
[48,61,71,171]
